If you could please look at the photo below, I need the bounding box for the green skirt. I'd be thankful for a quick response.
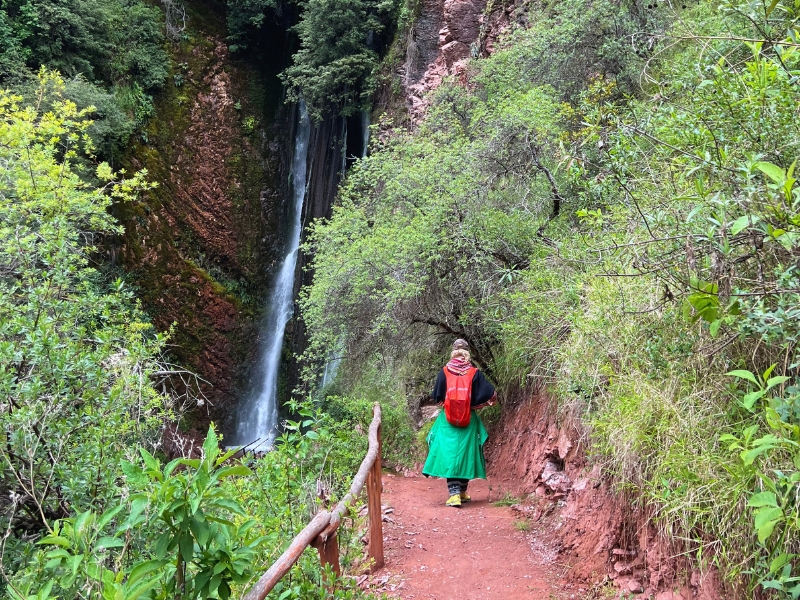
[422,410,488,480]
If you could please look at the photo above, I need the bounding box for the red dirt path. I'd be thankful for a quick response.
[371,474,564,599]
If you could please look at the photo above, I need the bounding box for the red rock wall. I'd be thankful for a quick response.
[485,398,726,599]
[118,15,291,438]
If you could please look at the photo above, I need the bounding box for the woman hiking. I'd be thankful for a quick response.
[422,339,497,507]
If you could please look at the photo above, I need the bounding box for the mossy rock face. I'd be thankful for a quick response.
[116,0,292,432]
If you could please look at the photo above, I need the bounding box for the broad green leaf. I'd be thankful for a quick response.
[194,571,212,593]
[766,375,790,391]
[747,491,778,507]
[756,161,785,184]
[764,364,778,380]
[124,575,163,600]
[770,553,792,574]
[40,581,54,599]
[120,495,148,532]
[178,458,201,469]
[74,510,93,538]
[139,448,160,473]
[203,426,219,462]
[179,533,194,563]
[727,370,760,386]
[742,390,766,410]
[758,519,780,543]
[66,553,83,575]
[39,535,72,548]
[741,444,777,465]
[189,517,210,546]
[216,465,252,478]
[709,319,721,338]
[97,505,124,531]
[778,231,800,251]
[153,532,171,560]
[127,560,169,586]
[212,498,247,516]
[120,461,145,484]
[755,507,783,529]
[731,214,761,235]
[164,458,183,478]
[94,537,125,551]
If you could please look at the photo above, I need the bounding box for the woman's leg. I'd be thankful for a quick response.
[446,479,462,496]
[456,479,470,500]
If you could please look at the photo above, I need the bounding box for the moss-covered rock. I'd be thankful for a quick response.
[115,0,291,434]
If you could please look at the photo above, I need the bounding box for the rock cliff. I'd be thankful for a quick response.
[116,1,292,441]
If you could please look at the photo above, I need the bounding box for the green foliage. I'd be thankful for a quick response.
[0,0,169,157]
[492,492,521,507]
[301,0,800,592]
[280,0,402,117]
[478,0,666,100]
[12,427,262,600]
[0,71,165,588]
[512,519,530,532]
[227,0,402,118]
[0,61,379,600]
[721,367,800,597]
[301,81,568,384]
[225,0,277,52]
[323,391,417,467]
[11,410,379,599]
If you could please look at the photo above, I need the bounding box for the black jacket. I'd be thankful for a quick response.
[432,368,496,408]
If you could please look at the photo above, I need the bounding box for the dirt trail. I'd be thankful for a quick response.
[371,474,564,599]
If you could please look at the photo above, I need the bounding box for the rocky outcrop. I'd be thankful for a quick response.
[399,0,523,123]
[117,10,292,432]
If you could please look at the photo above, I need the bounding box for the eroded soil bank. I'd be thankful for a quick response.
[482,397,725,599]
[378,399,726,598]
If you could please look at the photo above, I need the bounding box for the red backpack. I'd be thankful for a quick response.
[443,367,477,427]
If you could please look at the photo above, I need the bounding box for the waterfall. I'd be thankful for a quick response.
[361,110,370,158]
[234,101,311,451]
[320,335,344,388]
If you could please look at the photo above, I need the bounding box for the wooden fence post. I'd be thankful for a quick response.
[311,531,341,584]
[366,422,384,571]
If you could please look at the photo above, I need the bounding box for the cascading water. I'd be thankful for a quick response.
[234,101,311,451]
[360,110,370,158]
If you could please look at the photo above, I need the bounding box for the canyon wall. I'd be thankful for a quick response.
[116,0,293,441]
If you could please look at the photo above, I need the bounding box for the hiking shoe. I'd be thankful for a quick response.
[446,494,462,507]
[460,493,471,502]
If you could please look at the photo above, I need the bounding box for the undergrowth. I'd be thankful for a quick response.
[300,0,800,593]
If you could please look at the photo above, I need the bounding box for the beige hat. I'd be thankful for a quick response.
[452,339,469,351]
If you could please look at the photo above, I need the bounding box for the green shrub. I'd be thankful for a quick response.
[300,0,800,592]
[0,71,164,582]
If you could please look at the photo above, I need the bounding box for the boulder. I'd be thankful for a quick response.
[441,41,470,67]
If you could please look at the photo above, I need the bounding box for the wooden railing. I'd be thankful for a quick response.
[243,403,384,600]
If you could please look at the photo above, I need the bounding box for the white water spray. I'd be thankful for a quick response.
[234,101,311,451]
[360,110,370,158]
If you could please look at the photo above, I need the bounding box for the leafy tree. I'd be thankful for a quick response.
[280,0,399,118]
[0,0,169,158]
[301,0,800,592]
[0,71,164,577]
[225,0,278,52]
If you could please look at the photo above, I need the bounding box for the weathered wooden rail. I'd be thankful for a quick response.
[243,403,383,600]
